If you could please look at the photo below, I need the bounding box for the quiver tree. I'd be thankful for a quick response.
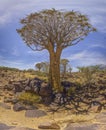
[17,9,96,92]
[60,59,69,78]
[42,62,49,73]
[77,66,99,86]
[35,62,43,72]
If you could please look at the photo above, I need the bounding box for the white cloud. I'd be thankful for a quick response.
[68,51,87,60]
[90,43,105,48]
[0,55,35,70]
[0,0,106,32]
[90,15,106,33]
[67,50,106,66]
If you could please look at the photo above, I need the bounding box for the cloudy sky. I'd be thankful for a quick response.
[0,0,106,71]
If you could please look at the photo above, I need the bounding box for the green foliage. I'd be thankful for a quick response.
[68,87,76,96]
[35,63,43,71]
[18,92,40,104]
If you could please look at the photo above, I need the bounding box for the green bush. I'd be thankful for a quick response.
[18,92,40,104]
[68,87,76,96]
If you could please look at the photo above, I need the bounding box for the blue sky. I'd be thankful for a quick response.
[0,0,106,71]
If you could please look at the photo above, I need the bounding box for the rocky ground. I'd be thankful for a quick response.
[0,104,106,130]
[0,68,106,130]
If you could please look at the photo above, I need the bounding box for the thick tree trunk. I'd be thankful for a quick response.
[48,46,62,92]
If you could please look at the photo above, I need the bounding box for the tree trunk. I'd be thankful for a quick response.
[48,45,62,92]
[63,65,66,78]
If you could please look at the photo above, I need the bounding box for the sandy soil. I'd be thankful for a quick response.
[0,103,98,130]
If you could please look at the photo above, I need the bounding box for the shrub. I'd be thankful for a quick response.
[68,87,76,96]
[18,92,40,104]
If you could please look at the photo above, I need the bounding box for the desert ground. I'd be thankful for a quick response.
[0,67,106,130]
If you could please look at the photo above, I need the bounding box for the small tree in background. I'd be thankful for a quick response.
[35,63,43,72]
[60,58,69,78]
[68,64,72,74]
[17,9,96,92]
[42,62,49,73]
[77,65,100,86]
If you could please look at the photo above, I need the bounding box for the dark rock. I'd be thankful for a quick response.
[25,78,31,86]
[38,122,60,129]
[31,78,42,88]
[13,103,26,111]
[55,93,62,101]
[61,81,77,88]
[61,81,71,88]
[13,82,23,93]
[33,87,40,94]
[39,83,52,97]
[41,96,53,105]
[0,102,11,109]
[4,85,14,91]
[30,80,37,88]
[25,86,32,91]
[4,97,18,104]
[64,123,101,130]
[25,109,47,118]
[25,104,38,110]
[24,78,42,93]
[11,99,19,104]
[0,123,14,130]
[39,82,53,105]
[8,80,15,84]
[4,98,13,103]
[13,102,37,111]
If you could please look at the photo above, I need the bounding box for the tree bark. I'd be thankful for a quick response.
[48,44,62,92]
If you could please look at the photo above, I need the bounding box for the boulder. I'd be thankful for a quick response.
[25,109,47,118]
[11,98,19,104]
[13,102,26,111]
[25,104,38,110]
[41,96,53,105]
[39,83,52,97]
[38,122,60,129]
[4,97,12,103]
[13,103,37,111]
[38,82,53,105]
[64,123,101,130]
[0,123,14,130]
[61,81,71,88]
[13,82,23,93]
[25,78,31,86]
[25,86,32,91]
[61,81,77,88]
[4,97,15,103]
[33,87,40,94]
[4,85,14,91]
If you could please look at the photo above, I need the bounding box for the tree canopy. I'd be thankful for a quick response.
[17,9,96,52]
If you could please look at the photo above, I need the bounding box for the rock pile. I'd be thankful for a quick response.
[1,77,106,113]
[3,77,53,105]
